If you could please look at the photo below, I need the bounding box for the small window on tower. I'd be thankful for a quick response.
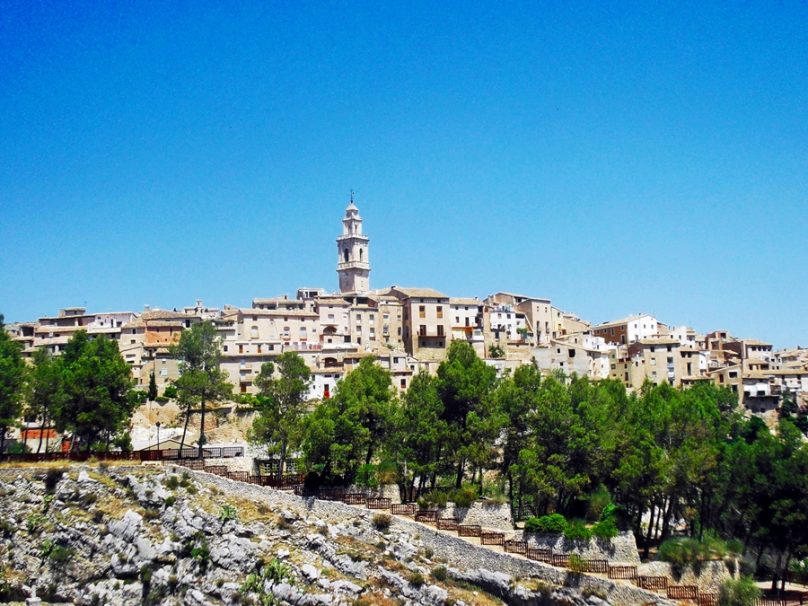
[359,248,364,261]
[343,248,349,263]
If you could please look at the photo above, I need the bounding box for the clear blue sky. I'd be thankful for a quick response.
[1,2,806,348]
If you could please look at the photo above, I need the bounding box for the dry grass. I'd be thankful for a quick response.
[443,580,507,606]
[356,580,404,606]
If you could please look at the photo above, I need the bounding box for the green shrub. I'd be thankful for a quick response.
[140,564,153,584]
[263,558,293,584]
[41,539,72,564]
[431,565,447,581]
[155,396,169,404]
[356,464,379,489]
[718,576,761,606]
[568,554,587,573]
[592,517,618,539]
[450,484,478,508]
[26,513,45,534]
[219,504,238,521]
[189,534,210,570]
[372,513,391,532]
[164,475,180,490]
[563,519,592,542]
[163,385,178,399]
[407,571,425,587]
[587,484,612,521]
[658,537,702,568]
[726,538,744,557]
[419,490,448,508]
[525,513,567,534]
[376,460,398,485]
[164,495,176,507]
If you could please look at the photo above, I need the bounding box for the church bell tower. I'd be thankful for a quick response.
[336,194,370,293]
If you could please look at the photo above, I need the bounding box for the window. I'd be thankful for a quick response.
[419,305,426,319]
[400,379,406,389]
[343,248,349,263]
[436,306,443,319]
[568,349,575,358]
[437,326,444,336]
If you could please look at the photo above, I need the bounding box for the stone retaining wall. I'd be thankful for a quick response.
[201,456,255,473]
[176,466,673,606]
[440,500,513,531]
[639,559,738,592]
[347,483,402,504]
[512,530,641,564]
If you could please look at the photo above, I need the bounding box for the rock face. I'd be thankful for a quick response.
[0,466,633,606]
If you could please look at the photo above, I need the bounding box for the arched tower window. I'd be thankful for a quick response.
[359,248,363,261]
[343,248,350,263]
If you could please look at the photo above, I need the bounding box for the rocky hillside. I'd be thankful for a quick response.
[0,465,614,606]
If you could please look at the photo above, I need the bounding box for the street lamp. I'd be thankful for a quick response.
[155,422,161,451]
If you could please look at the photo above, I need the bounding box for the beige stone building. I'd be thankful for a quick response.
[387,286,451,362]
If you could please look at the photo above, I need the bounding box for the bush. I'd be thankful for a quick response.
[164,475,180,490]
[592,517,618,539]
[450,484,478,508]
[219,504,238,521]
[568,554,587,573]
[355,464,379,489]
[40,539,72,564]
[726,538,744,557]
[718,576,761,606]
[525,513,567,534]
[407,571,425,587]
[376,460,398,485]
[431,565,447,581]
[155,396,169,404]
[564,519,592,542]
[658,537,702,568]
[163,385,178,399]
[263,558,293,584]
[419,490,448,508]
[659,535,734,569]
[587,484,612,521]
[372,513,391,532]
[26,513,45,534]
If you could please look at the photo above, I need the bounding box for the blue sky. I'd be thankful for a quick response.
[1,2,806,348]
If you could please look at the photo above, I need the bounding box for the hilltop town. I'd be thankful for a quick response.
[6,199,806,440]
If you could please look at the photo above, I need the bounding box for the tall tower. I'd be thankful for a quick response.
[336,195,370,293]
